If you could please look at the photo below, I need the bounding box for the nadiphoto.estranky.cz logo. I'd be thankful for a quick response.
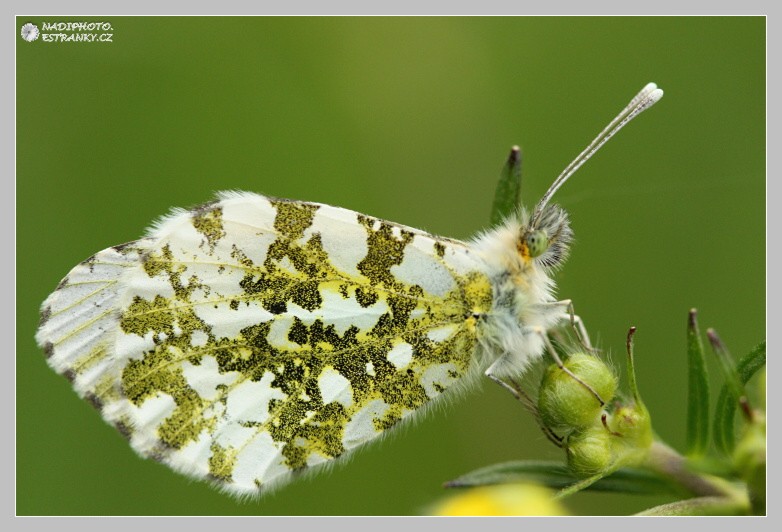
[20,23,39,42]
[20,21,113,43]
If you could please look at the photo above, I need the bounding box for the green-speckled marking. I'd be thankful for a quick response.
[208,442,238,482]
[434,241,446,258]
[193,206,226,250]
[116,197,493,486]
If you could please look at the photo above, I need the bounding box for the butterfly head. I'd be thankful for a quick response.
[512,83,663,271]
[518,204,572,271]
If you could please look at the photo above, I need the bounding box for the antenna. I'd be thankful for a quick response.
[532,83,664,221]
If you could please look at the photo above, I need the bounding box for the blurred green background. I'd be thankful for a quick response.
[17,17,765,515]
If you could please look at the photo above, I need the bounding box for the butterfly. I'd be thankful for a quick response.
[36,83,663,496]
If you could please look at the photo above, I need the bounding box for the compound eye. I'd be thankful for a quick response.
[526,230,549,258]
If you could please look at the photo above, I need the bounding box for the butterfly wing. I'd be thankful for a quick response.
[36,191,494,495]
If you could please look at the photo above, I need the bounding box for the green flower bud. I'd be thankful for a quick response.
[538,353,618,429]
[606,404,653,450]
[566,426,613,477]
[602,403,653,467]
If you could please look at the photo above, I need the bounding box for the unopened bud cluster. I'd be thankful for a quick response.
[537,353,652,477]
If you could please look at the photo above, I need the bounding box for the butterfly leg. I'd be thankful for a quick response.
[536,328,606,406]
[538,299,594,352]
[485,358,563,447]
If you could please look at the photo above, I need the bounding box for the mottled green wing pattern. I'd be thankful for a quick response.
[37,191,494,495]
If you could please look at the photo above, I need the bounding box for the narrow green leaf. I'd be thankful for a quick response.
[713,340,766,454]
[444,460,575,489]
[686,309,710,457]
[554,464,621,500]
[489,146,522,227]
[707,329,744,402]
[736,341,767,383]
[636,496,749,516]
[444,460,682,496]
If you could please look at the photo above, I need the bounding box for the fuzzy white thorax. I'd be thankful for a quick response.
[468,213,566,379]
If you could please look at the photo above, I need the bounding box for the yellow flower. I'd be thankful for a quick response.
[430,484,568,516]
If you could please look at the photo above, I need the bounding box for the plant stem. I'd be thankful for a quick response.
[643,441,740,498]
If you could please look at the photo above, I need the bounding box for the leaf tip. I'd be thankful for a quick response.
[706,327,719,344]
[688,308,699,330]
